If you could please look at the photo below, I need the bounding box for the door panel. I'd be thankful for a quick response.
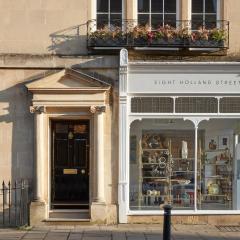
[51,120,90,209]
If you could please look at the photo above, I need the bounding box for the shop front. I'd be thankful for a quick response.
[118,49,240,224]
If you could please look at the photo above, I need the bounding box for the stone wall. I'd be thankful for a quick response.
[0,0,239,56]
[0,56,119,207]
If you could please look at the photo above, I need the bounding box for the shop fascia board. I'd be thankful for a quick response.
[128,62,240,74]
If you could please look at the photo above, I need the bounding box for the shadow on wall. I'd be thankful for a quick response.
[48,23,88,55]
[0,70,60,190]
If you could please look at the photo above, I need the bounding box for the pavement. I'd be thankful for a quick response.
[0,224,239,240]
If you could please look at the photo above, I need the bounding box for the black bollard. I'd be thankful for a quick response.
[163,205,172,240]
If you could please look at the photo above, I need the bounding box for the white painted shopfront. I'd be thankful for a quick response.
[118,49,240,223]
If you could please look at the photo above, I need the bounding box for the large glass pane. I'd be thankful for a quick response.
[97,0,109,12]
[110,0,122,12]
[151,14,163,29]
[138,14,150,26]
[205,0,217,13]
[152,0,163,13]
[129,119,195,211]
[164,0,176,13]
[197,119,237,210]
[97,14,108,28]
[192,0,203,13]
[138,0,150,13]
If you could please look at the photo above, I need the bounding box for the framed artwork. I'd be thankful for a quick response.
[130,136,137,164]
[218,136,230,149]
[206,136,218,150]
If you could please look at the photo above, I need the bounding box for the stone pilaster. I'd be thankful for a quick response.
[29,106,47,226]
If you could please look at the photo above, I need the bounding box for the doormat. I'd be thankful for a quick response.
[216,225,240,232]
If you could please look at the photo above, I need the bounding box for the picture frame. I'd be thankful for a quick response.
[218,135,230,149]
[206,136,218,150]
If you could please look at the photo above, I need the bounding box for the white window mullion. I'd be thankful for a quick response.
[149,0,152,28]
[194,125,198,212]
[108,0,111,27]
[163,0,165,25]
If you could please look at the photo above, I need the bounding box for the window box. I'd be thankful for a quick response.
[87,20,229,50]
[188,39,225,48]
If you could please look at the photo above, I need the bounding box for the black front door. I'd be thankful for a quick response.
[51,120,89,209]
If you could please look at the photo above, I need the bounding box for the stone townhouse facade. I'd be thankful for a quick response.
[0,0,240,225]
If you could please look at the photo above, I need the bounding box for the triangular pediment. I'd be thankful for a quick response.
[26,68,111,92]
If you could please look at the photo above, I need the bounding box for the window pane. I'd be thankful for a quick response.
[192,14,204,29]
[220,98,240,113]
[205,14,217,28]
[131,97,173,113]
[198,119,235,210]
[164,14,176,27]
[97,14,108,28]
[164,0,176,13]
[110,0,122,12]
[176,97,218,113]
[138,0,150,12]
[151,14,163,28]
[97,0,108,12]
[152,0,163,13]
[138,14,150,26]
[205,0,217,13]
[192,0,203,13]
[110,14,122,27]
[129,119,195,211]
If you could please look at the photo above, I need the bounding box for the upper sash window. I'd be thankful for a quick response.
[97,0,122,29]
[192,0,218,29]
[138,0,177,28]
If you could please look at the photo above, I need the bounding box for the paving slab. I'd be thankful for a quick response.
[1,224,240,240]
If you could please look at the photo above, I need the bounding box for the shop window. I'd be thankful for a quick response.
[175,97,218,113]
[131,97,173,113]
[130,118,239,212]
[197,119,237,210]
[138,0,177,28]
[97,0,122,29]
[129,119,195,210]
[220,98,240,113]
[192,0,218,29]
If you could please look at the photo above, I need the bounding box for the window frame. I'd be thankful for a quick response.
[190,0,221,27]
[137,0,180,28]
[96,0,124,28]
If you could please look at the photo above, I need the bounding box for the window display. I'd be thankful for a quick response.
[130,119,195,210]
[129,119,239,212]
[198,120,234,210]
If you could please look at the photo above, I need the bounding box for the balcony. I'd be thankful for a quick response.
[87,20,229,51]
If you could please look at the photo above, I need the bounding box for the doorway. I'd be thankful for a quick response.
[51,120,90,209]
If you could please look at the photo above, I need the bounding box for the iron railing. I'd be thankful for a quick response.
[0,180,30,227]
[87,19,229,49]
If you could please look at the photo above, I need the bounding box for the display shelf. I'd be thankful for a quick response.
[198,147,232,210]
[139,132,195,209]
[142,148,169,151]
[172,158,194,160]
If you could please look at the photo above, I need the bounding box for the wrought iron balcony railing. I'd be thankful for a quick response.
[87,19,229,50]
